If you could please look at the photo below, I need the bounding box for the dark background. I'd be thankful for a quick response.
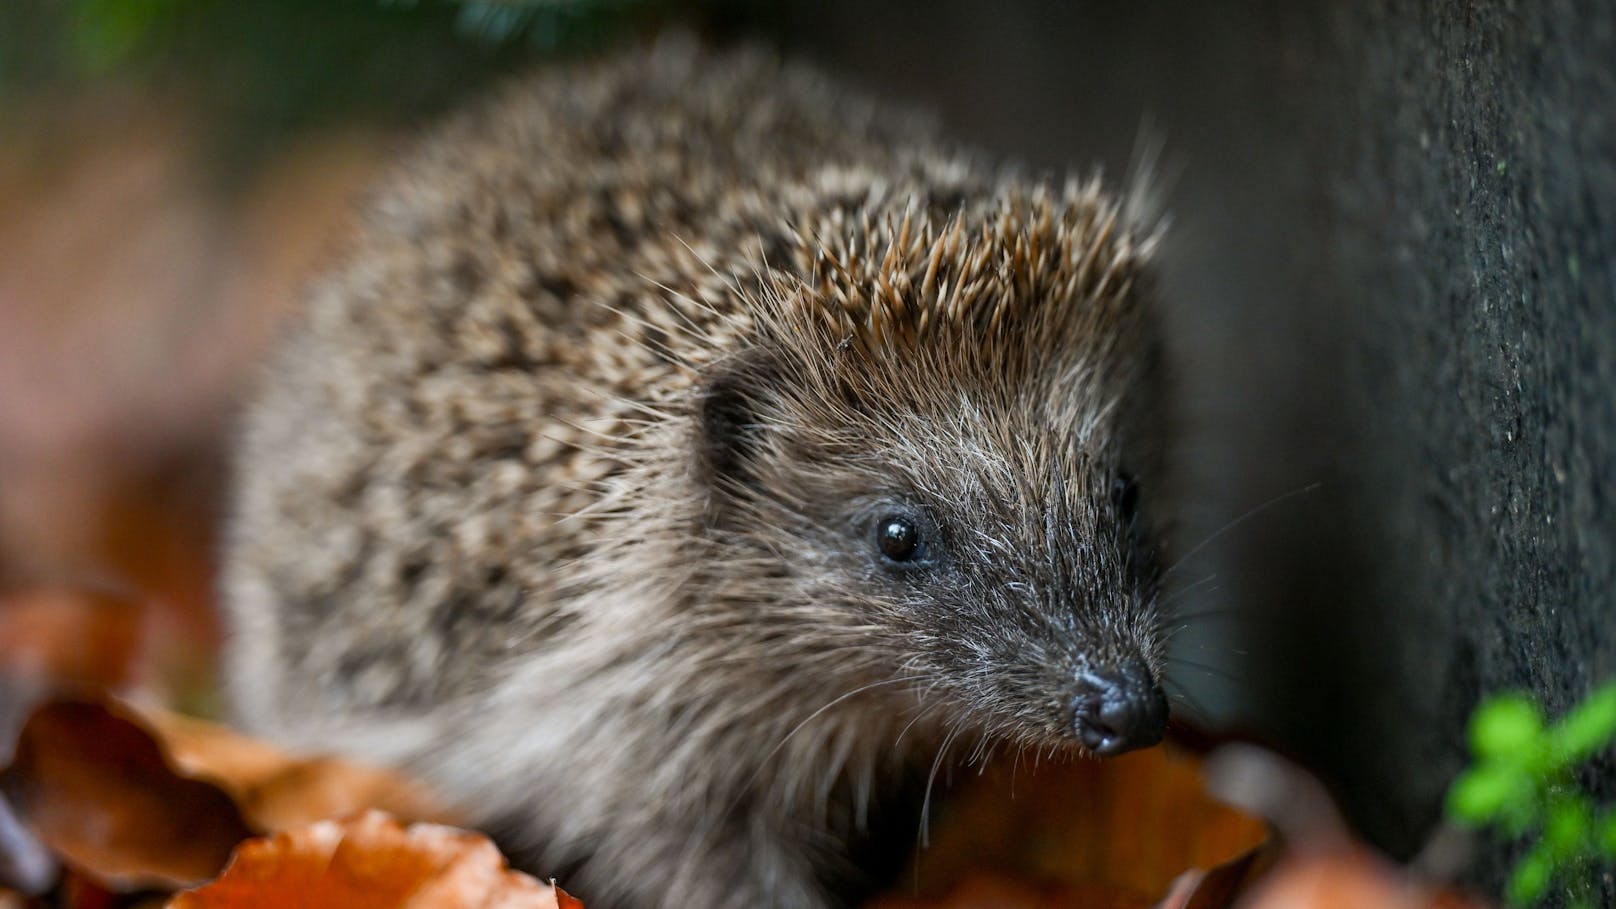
[3,1,1612,903]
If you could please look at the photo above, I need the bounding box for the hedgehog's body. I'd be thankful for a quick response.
[226,41,1167,909]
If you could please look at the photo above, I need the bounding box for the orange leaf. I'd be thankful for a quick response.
[0,699,252,890]
[0,588,143,693]
[882,745,1270,907]
[867,873,1157,909]
[1236,850,1489,909]
[0,698,455,893]
[167,811,580,909]
[1156,840,1279,909]
[141,707,454,833]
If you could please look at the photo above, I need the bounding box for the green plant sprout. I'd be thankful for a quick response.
[1446,681,1616,909]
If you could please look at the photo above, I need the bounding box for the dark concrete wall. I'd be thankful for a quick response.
[1287,0,1616,873]
[747,1,1616,900]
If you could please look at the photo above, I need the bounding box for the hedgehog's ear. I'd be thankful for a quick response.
[696,350,783,496]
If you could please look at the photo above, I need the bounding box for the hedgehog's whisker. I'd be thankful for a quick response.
[1161,481,1324,581]
[892,698,941,750]
[1165,654,1244,683]
[1166,603,1246,626]
[1163,679,1216,725]
[769,675,926,761]
[918,722,963,848]
[722,674,926,822]
[1158,571,1220,607]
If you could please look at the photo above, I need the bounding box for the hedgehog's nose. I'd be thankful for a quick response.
[1071,661,1168,756]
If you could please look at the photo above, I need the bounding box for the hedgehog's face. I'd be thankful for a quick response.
[845,434,1167,757]
[695,343,1168,756]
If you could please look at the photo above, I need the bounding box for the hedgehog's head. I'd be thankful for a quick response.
[689,182,1168,756]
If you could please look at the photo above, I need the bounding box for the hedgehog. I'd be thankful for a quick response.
[223,38,1169,909]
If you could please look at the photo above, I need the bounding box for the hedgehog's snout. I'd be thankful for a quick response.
[1069,660,1168,755]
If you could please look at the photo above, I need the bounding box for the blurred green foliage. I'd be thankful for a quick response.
[447,0,669,51]
[0,0,677,178]
[1446,683,1616,908]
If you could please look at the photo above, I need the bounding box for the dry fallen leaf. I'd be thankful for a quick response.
[1236,849,1488,909]
[0,588,144,696]
[868,873,1159,909]
[0,699,253,890]
[143,707,453,833]
[166,811,581,909]
[878,745,1270,908]
[868,848,1279,909]
[1189,745,1497,909]
[0,697,454,893]
[1158,840,1279,909]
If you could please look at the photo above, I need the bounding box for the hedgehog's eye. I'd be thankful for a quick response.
[875,513,925,564]
[1112,471,1140,523]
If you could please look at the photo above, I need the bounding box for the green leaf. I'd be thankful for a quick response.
[1455,683,1616,904]
[1597,810,1616,857]
[1543,794,1593,857]
[1507,844,1555,906]
[1471,693,1545,761]
[1447,762,1530,825]
[1551,682,1616,766]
